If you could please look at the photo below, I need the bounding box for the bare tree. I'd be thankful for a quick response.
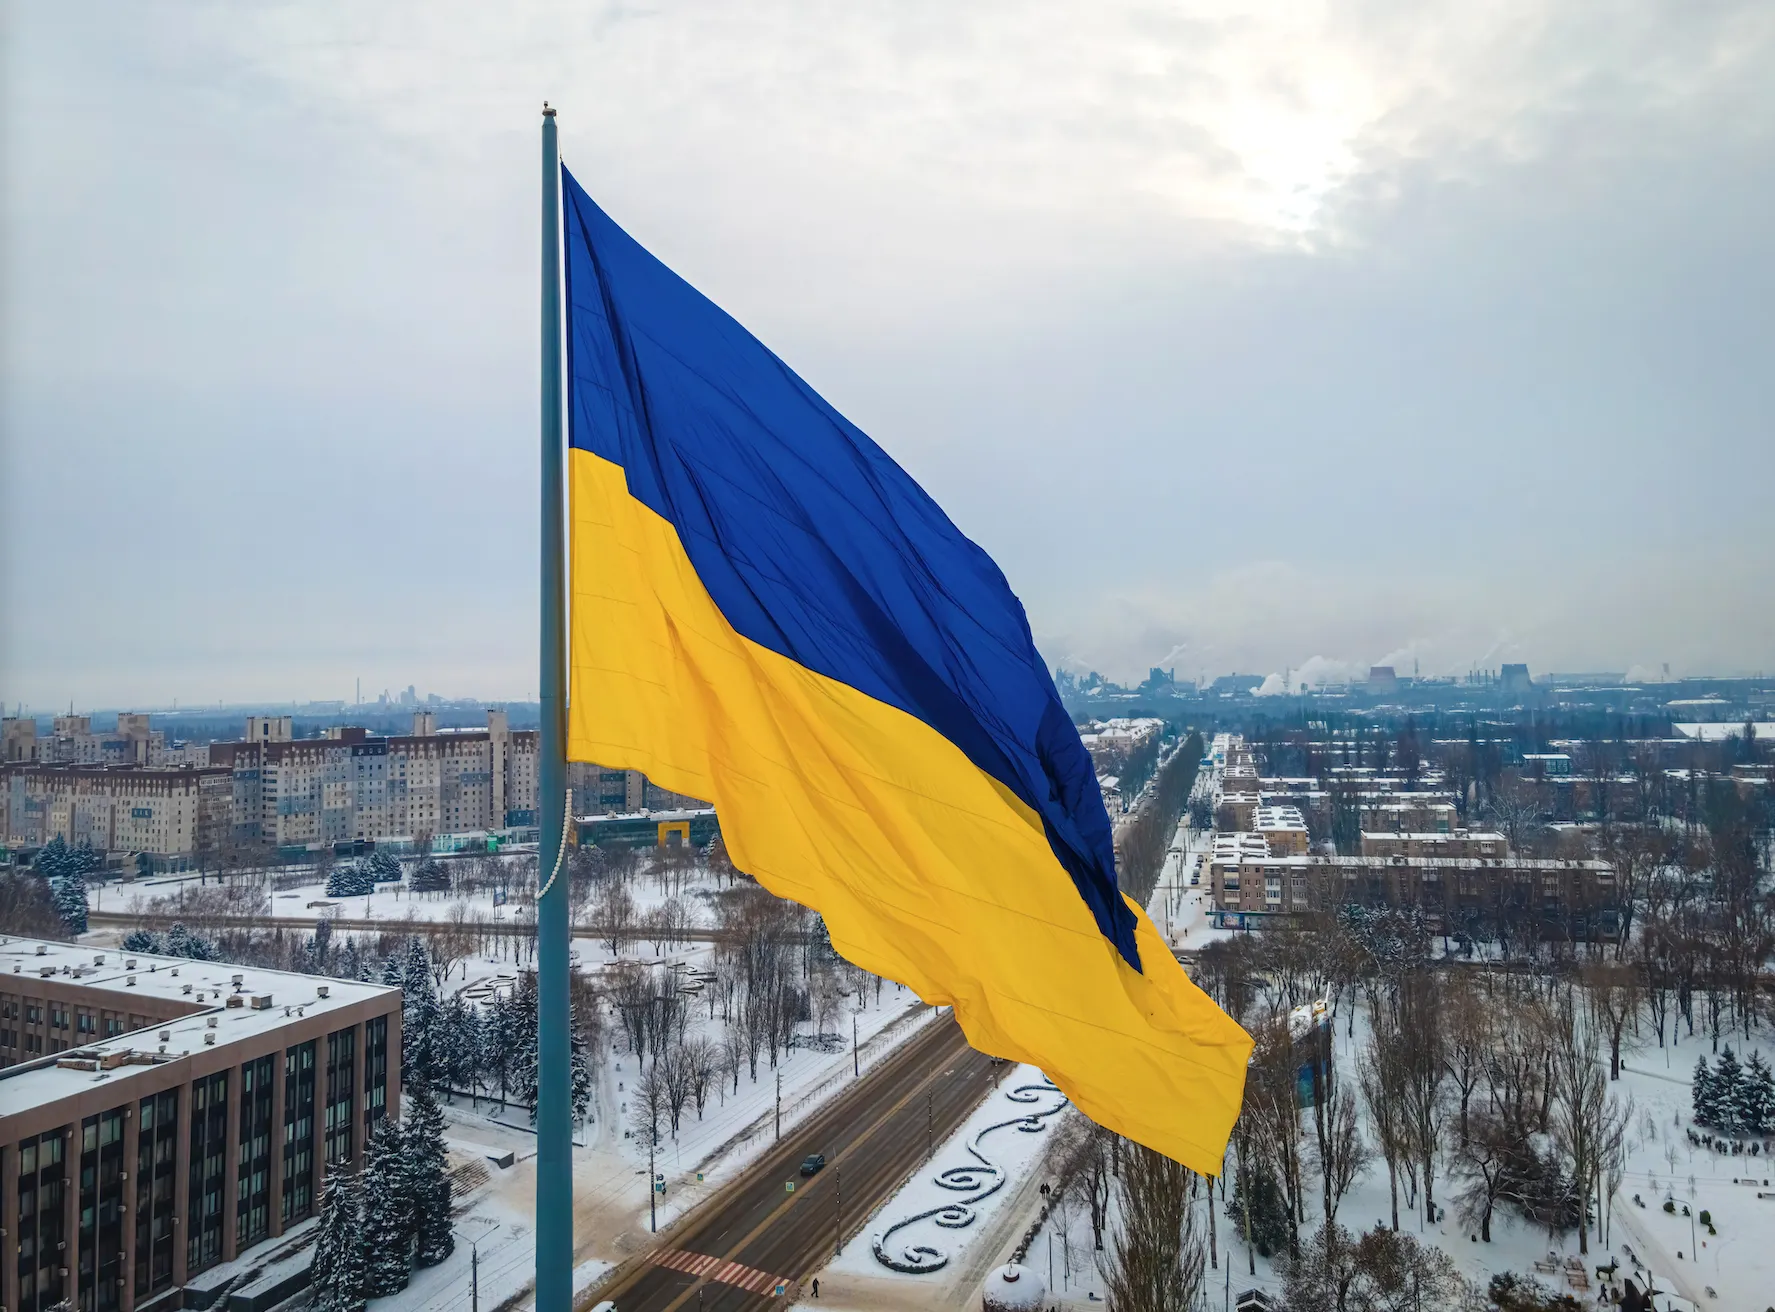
[1360,1020,1410,1231]
[1311,1087,1372,1230]
[1452,1111,1515,1243]
[1097,1142,1206,1312]
[1584,960,1642,1080]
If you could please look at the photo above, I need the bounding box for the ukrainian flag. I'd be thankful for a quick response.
[560,166,1250,1170]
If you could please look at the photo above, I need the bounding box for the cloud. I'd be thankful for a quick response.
[4,1,1773,706]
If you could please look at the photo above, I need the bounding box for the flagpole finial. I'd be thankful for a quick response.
[543,102,556,118]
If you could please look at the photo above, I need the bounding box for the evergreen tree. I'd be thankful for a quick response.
[1740,1052,1775,1136]
[1694,1056,1716,1126]
[33,835,74,880]
[360,1120,413,1297]
[368,850,403,882]
[326,861,374,899]
[405,990,445,1093]
[507,974,541,1115]
[49,874,88,935]
[405,1084,455,1267]
[162,922,217,961]
[411,858,450,894]
[1714,1047,1745,1133]
[570,1002,595,1124]
[309,1170,367,1312]
[121,929,161,954]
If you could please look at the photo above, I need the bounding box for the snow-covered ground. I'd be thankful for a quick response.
[823,1064,1067,1283]
[1012,996,1773,1311]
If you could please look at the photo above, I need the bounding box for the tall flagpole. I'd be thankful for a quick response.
[536,102,573,1312]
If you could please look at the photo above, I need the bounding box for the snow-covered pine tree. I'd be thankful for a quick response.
[368,850,403,882]
[309,1169,367,1312]
[1740,1052,1775,1136]
[361,1119,413,1296]
[326,861,374,899]
[1714,1047,1745,1133]
[162,922,218,960]
[507,974,541,1116]
[570,1002,595,1124]
[445,994,481,1098]
[1694,1056,1716,1126]
[49,873,88,935]
[402,937,436,1003]
[405,1083,455,1267]
[121,929,162,954]
[411,858,450,894]
[33,835,74,880]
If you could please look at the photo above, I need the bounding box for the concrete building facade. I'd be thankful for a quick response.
[208,711,537,851]
[0,938,400,1312]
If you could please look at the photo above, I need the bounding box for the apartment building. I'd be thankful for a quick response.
[1359,830,1508,860]
[208,711,537,850]
[1209,852,1618,934]
[1,766,232,869]
[0,937,401,1312]
[1254,805,1310,856]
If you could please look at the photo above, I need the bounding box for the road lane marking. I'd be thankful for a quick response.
[652,1248,784,1294]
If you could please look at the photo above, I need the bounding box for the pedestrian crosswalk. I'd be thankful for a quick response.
[651,1247,788,1296]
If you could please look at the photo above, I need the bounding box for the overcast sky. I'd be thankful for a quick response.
[3,0,1772,711]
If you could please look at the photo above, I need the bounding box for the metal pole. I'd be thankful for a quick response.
[852,1016,858,1078]
[834,1167,842,1256]
[471,1243,479,1312]
[775,1068,781,1141]
[650,1132,658,1233]
[535,100,573,1312]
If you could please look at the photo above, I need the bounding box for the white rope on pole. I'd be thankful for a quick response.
[537,787,573,900]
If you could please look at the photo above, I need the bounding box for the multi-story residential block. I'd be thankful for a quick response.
[1357,800,1458,833]
[34,715,165,767]
[1254,804,1310,855]
[1209,852,1618,935]
[208,711,537,851]
[1359,830,1508,860]
[0,937,401,1312]
[3,718,39,764]
[2,765,232,870]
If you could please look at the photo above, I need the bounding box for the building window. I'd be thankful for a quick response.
[135,1089,178,1298]
[187,1071,229,1275]
[324,1027,356,1167]
[235,1054,276,1250]
[282,1039,317,1223]
[77,1107,125,1312]
[363,1014,389,1139]
[16,1129,69,1312]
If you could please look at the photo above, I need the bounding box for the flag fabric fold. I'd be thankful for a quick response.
[560,164,1251,1170]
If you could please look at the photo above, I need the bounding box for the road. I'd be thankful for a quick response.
[84,908,769,946]
[581,1014,997,1311]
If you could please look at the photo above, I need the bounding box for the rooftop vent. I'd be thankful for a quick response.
[203,1032,216,1046]
[225,995,244,1009]
[316,986,329,999]
[36,944,47,956]
[125,959,137,969]
[250,995,273,1010]
[94,954,106,966]
[231,973,243,987]
[205,1017,217,1029]
[40,966,55,978]
[126,975,136,987]
[158,1030,170,1042]
[182,984,192,995]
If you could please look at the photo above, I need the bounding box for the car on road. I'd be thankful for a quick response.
[799,1153,827,1176]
